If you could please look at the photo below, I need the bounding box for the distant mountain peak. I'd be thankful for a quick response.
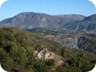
[0,12,95,33]
[0,12,85,30]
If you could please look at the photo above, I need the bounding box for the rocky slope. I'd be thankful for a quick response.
[60,32,96,54]
[34,48,64,67]
[28,28,96,54]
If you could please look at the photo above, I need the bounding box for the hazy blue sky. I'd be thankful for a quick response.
[0,0,96,20]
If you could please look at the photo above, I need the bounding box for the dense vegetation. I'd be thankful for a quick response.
[0,27,96,72]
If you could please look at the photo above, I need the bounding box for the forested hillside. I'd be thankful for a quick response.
[0,27,96,72]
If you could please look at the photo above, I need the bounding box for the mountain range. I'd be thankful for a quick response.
[0,12,96,33]
[0,12,85,30]
[62,14,96,33]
